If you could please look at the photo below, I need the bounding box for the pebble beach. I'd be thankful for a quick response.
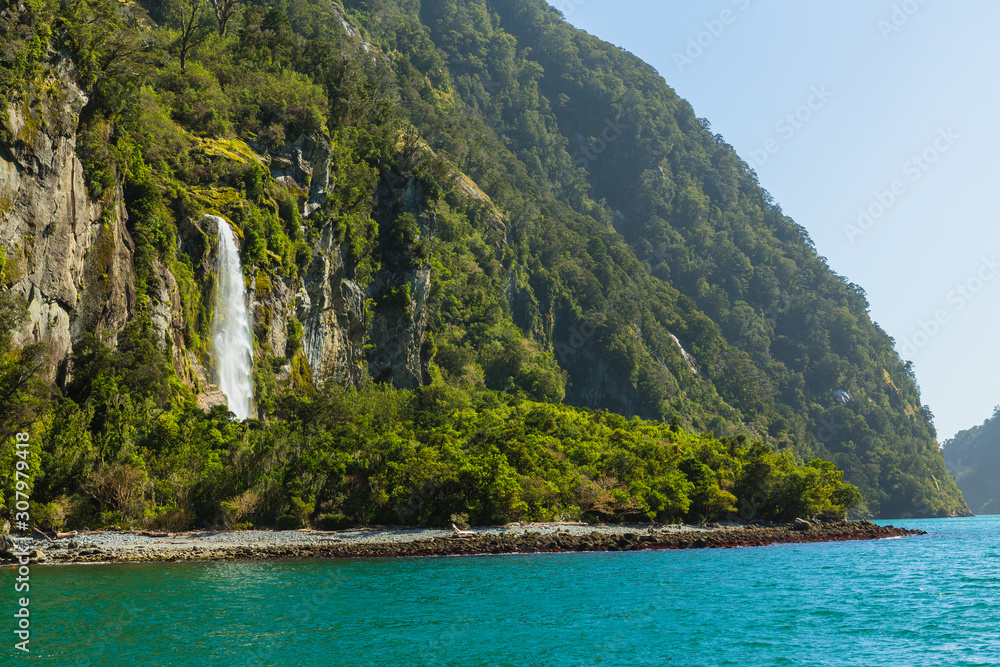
[0,520,924,564]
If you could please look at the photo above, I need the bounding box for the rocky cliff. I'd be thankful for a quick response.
[0,48,448,402]
[0,53,134,383]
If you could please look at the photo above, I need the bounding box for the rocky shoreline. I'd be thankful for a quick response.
[0,520,924,565]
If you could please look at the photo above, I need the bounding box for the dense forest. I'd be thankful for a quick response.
[943,408,1000,515]
[0,0,965,530]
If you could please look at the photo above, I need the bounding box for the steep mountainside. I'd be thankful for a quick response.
[0,0,966,521]
[334,0,965,517]
[944,409,1000,515]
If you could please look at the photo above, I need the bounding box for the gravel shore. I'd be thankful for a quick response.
[0,521,924,565]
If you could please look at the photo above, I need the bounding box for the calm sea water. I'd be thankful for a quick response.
[4,516,999,666]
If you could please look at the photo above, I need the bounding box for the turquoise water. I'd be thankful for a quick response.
[4,516,1000,666]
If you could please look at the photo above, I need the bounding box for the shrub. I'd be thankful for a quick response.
[152,507,193,532]
[156,62,232,136]
[33,501,66,532]
[84,463,148,523]
[314,513,350,530]
[220,489,260,529]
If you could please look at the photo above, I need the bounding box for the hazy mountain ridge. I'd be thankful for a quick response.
[944,408,1000,515]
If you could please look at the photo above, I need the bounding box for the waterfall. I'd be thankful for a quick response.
[210,215,255,420]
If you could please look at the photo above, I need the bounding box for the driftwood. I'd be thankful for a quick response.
[32,527,54,543]
[451,523,475,537]
[502,521,589,529]
[297,527,364,534]
[55,530,78,539]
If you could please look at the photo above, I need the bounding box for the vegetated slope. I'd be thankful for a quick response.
[336,0,966,517]
[0,0,962,524]
[944,409,1000,514]
[0,0,860,530]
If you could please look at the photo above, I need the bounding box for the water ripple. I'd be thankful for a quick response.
[7,517,1000,665]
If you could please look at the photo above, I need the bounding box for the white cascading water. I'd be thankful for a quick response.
[210,215,255,420]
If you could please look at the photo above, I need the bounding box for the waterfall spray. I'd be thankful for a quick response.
[210,215,255,419]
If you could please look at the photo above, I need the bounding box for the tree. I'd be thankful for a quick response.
[170,0,213,71]
[61,0,154,93]
[209,0,241,35]
[0,292,48,444]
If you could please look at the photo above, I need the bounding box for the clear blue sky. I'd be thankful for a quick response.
[554,0,1000,442]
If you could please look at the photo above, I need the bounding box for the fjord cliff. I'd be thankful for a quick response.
[0,0,965,527]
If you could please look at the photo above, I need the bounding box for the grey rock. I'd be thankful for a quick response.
[197,390,229,413]
[299,224,366,385]
[1,51,135,381]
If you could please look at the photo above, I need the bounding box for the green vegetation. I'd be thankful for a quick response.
[944,408,1000,515]
[0,0,965,523]
[16,323,858,529]
[343,0,965,517]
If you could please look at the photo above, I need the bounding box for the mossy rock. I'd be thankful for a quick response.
[194,137,264,165]
[0,190,15,216]
[290,350,313,388]
[188,187,243,223]
[265,249,284,269]
[254,272,272,298]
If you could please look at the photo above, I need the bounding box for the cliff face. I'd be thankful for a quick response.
[0,53,135,382]
[253,131,433,389]
[298,220,367,386]
[0,48,436,398]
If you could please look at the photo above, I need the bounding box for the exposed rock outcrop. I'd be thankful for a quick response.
[367,266,431,388]
[262,131,332,218]
[149,257,188,380]
[0,53,135,380]
[0,45,475,397]
[197,390,228,412]
[298,222,367,386]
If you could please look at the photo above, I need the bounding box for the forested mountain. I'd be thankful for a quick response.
[0,0,966,528]
[944,409,1000,515]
